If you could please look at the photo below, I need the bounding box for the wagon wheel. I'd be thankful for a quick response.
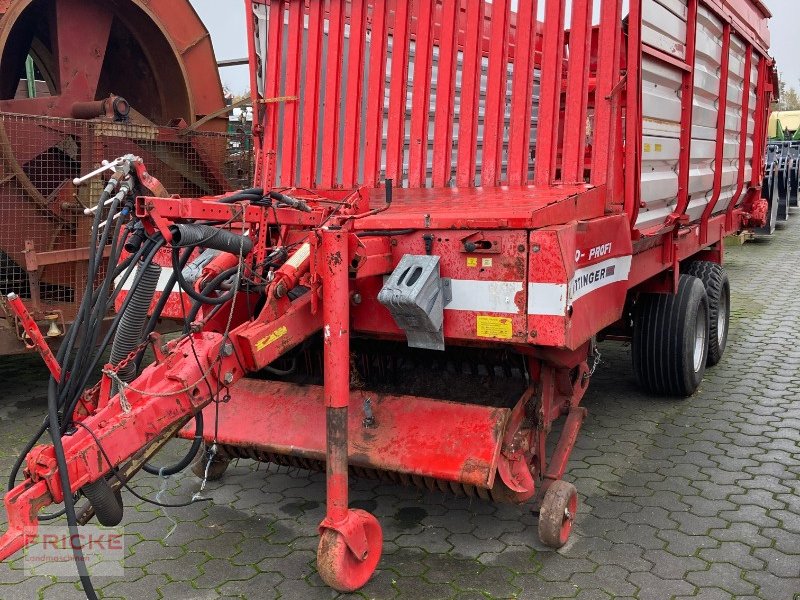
[317,509,383,592]
[538,480,578,549]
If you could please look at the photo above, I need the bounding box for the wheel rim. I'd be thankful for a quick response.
[716,289,728,348]
[560,492,578,546]
[693,302,707,373]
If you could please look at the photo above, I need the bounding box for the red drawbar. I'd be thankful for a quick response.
[180,378,509,489]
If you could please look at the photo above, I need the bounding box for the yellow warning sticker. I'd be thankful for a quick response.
[466,257,478,267]
[481,257,493,267]
[476,316,513,339]
[643,143,651,153]
[655,143,662,152]
[255,325,288,351]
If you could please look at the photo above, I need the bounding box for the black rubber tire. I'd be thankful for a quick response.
[81,478,124,526]
[632,274,709,397]
[684,261,730,367]
[538,480,578,549]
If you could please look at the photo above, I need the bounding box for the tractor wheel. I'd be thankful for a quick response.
[790,160,799,208]
[191,447,231,481]
[684,262,730,367]
[632,274,709,397]
[317,509,383,592]
[538,480,578,549]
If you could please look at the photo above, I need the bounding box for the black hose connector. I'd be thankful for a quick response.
[81,478,123,526]
[268,191,311,212]
[124,222,147,254]
[170,224,253,255]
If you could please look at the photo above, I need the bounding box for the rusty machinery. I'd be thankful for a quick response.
[0,0,775,596]
[0,0,247,356]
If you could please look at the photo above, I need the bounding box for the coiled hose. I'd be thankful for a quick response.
[109,261,162,386]
[170,224,253,255]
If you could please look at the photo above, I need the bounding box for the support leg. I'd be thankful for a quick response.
[317,227,382,592]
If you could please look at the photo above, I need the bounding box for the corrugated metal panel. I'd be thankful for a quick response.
[638,53,683,229]
[641,0,688,59]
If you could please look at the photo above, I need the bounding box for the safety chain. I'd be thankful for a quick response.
[584,344,602,381]
[100,337,152,413]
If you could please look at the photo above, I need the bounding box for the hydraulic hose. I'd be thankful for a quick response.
[172,247,239,306]
[60,238,166,425]
[141,412,204,476]
[218,187,264,203]
[184,265,242,330]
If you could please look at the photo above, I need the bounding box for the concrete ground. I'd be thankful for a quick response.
[1,220,799,600]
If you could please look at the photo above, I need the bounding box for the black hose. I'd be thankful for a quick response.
[80,478,123,526]
[60,238,166,426]
[48,345,99,600]
[170,224,253,255]
[141,412,204,476]
[218,187,264,203]
[183,266,242,330]
[171,247,239,306]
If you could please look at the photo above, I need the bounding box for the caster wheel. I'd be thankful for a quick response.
[317,509,383,592]
[538,480,578,548]
[191,447,230,481]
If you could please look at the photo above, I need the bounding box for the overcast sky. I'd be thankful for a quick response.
[191,0,800,94]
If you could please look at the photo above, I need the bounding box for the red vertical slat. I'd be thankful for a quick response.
[728,43,752,216]
[408,0,434,187]
[431,0,458,188]
[263,0,286,188]
[385,0,412,184]
[320,0,346,188]
[481,0,510,187]
[245,0,264,187]
[507,0,536,187]
[591,0,624,187]
[750,57,769,188]
[363,0,388,188]
[455,0,484,188]
[700,22,731,242]
[341,0,368,188]
[624,0,642,226]
[534,0,566,186]
[672,0,699,221]
[561,0,593,184]
[280,0,303,186]
[299,1,324,187]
